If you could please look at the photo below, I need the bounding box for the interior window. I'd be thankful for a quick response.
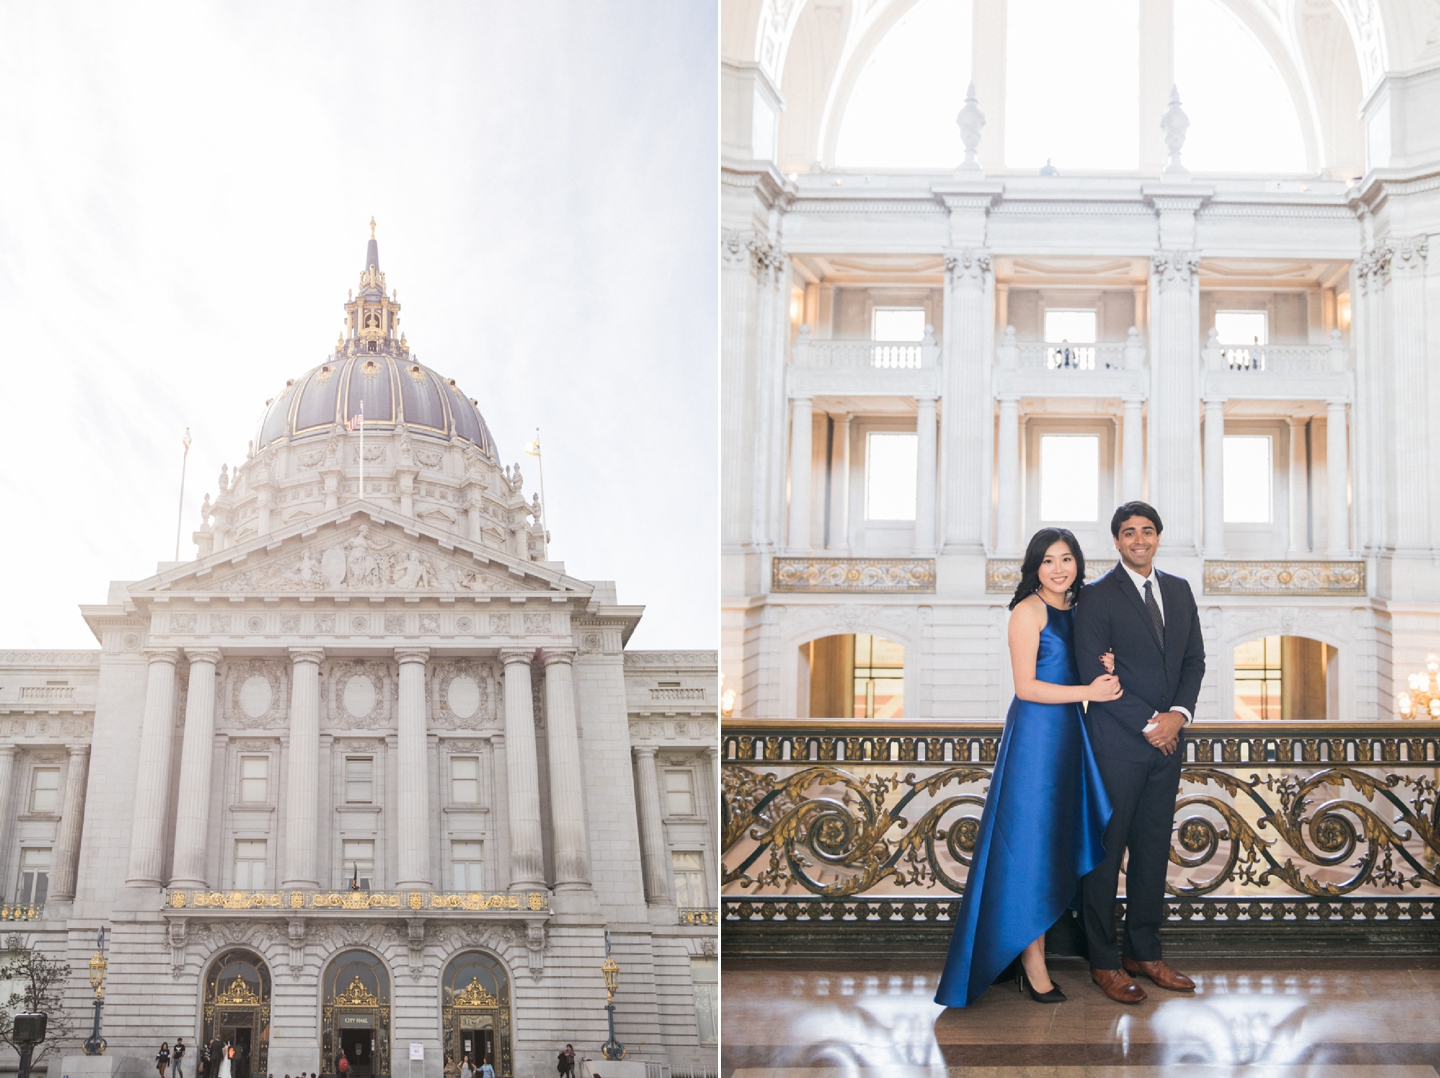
[1038,435,1100,521]
[1215,310,1268,346]
[451,841,483,890]
[670,850,707,908]
[239,756,268,803]
[853,634,905,718]
[865,432,919,521]
[1223,436,1272,523]
[17,848,49,906]
[233,839,266,889]
[345,757,374,803]
[29,768,59,813]
[450,756,480,804]
[664,770,696,816]
[872,308,926,342]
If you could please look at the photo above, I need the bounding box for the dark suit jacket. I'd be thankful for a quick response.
[1073,564,1206,762]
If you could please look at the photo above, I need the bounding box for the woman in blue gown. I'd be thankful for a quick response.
[934,528,1118,1006]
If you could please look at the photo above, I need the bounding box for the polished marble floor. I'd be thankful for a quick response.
[721,955,1440,1078]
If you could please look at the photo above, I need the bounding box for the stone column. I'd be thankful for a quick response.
[47,745,90,901]
[995,394,1021,554]
[915,396,938,552]
[395,647,432,889]
[0,748,16,859]
[170,648,222,889]
[1151,252,1202,549]
[1287,417,1310,554]
[786,396,813,551]
[941,250,992,552]
[631,746,671,905]
[280,648,324,889]
[1327,400,1350,555]
[126,648,180,886]
[501,649,545,890]
[1122,397,1145,502]
[1202,398,1225,557]
[540,650,590,889]
[828,413,851,551]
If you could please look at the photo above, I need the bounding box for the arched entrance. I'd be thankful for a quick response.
[202,950,271,1078]
[441,952,511,1078]
[321,951,391,1078]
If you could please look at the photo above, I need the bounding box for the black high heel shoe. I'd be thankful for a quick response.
[1017,968,1067,1003]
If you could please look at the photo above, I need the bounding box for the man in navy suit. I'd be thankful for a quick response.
[1073,501,1205,1004]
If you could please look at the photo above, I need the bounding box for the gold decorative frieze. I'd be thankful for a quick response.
[1203,560,1365,596]
[453,977,500,1008]
[772,558,935,594]
[335,974,379,1007]
[165,889,548,913]
[679,908,720,926]
[213,977,262,1006]
[986,559,1105,594]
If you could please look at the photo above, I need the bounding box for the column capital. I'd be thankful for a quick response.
[288,646,325,666]
[1326,397,1349,409]
[144,647,181,666]
[499,647,536,667]
[915,393,939,406]
[1203,395,1228,407]
[1151,250,1200,289]
[0,745,18,759]
[185,647,223,666]
[538,648,577,667]
[632,744,658,759]
[66,744,91,760]
[944,248,992,286]
[394,646,431,666]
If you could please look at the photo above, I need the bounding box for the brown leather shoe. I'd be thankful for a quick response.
[1121,956,1195,992]
[1090,967,1147,1004]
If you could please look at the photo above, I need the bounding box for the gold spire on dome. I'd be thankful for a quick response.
[341,222,406,356]
[369,216,376,240]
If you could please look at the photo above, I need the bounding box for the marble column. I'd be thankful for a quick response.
[126,648,180,886]
[280,648,323,889]
[0,748,16,860]
[540,650,590,889]
[828,414,851,551]
[1151,252,1202,549]
[170,648,222,888]
[1203,398,1226,557]
[915,396,938,552]
[47,745,90,901]
[501,649,545,890]
[1287,417,1310,554]
[395,647,432,889]
[941,250,992,552]
[1327,400,1350,555]
[631,746,671,905]
[1122,397,1145,502]
[995,394,1021,555]
[787,396,813,551]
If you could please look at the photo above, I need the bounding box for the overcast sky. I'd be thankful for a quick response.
[0,3,717,651]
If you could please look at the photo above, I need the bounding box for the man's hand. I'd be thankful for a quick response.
[1144,710,1186,754]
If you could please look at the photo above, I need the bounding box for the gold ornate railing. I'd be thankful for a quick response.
[165,889,549,912]
[680,908,720,926]
[0,903,42,921]
[722,719,1440,936]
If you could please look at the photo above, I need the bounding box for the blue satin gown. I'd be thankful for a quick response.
[934,603,1113,1007]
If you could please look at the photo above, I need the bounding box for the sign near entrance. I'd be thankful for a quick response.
[340,1015,373,1028]
[409,1043,423,1061]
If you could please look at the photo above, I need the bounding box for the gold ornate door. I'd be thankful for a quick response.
[322,952,391,1078]
[202,950,271,1078]
[441,953,511,1078]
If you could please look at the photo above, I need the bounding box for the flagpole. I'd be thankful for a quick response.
[525,428,548,552]
[359,399,365,503]
[174,428,192,561]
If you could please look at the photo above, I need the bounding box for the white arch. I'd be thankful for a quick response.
[784,620,916,719]
[1215,623,1353,722]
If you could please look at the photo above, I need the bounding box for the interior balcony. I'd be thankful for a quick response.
[992,324,1148,401]
[788,324,940,401]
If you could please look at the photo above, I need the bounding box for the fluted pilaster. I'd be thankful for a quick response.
[915,396,938,552]
[995,394,1021,554]
[787,396,813,551]
[282,648,324,889]
[1287,417,1310,554]
[1202,398,1225,557]
[1122,397,1145,502]
[47,745,90,900]
[395,647,431,889]
[501,649,545,890]
[941,249,992,552]
[0,748,17,869]
[170,648,222,888]
[126,648,180,886]
[1327,400,1351,556]
[632,746,671,904]
[1152,252,1201,549]
[540,650,590,889]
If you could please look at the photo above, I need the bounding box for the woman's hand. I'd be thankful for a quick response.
[1086,673,1123,701]
[1100,650,1115,674]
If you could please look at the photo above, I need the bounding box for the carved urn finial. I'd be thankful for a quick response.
[1161,85,1190,179]
[955,83,985,175]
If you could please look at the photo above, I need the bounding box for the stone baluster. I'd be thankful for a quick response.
[282,648,324,889]
[126,648,180,886]
[941,249,992,553]
[1151,252,1202,549]
[501,649,546,890]
[1122,397,1145,501]
[170,648,222,888]
[1202,398,1226,557]
[47,745,91,901]
[395,647,432,889]
[995,394,1021,554]
[1287,417,1310,554]
[631,746,671,904]
[787,396,813,551]
[915,396,938,552]
[540,650,591,889]
[1326,400,1350,555]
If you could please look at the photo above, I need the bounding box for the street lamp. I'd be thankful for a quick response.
[600,956,624,1061]
[82,926,106,1056]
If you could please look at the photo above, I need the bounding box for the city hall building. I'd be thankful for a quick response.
[0,236,718,1078]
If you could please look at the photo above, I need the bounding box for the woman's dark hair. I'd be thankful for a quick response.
[1110,500,1163,537]
[1008,527,1085,610]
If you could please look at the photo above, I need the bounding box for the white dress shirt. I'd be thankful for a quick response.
[1118,560,1192,725]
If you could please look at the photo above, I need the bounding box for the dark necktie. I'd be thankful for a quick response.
[1144,578,1165,648]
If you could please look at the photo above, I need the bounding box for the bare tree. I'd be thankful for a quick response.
[0,943,77,1067]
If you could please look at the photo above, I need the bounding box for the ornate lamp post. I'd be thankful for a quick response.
[600,955,624,1061]
[82,926,107,1056]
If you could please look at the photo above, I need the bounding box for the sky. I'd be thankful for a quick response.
[0,2,718,651]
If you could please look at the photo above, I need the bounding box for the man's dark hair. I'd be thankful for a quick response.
[1110,501,1163,537]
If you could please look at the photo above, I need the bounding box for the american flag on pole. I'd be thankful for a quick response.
[182,428,192,453]
[347,402,364,431]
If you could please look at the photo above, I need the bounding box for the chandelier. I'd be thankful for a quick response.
[1395,653,1440,719]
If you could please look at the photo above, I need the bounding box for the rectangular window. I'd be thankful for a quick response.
[1223,435,1273,523]
[342,839,375,890]
[239,756,268,803]
[345,758,374,804]
[691,956,718,1045]
[1043,309,1097,343]
[864,432,918,521]
[871,307,926,342]
[1214,310,1268,346]
[29,769,59,814]
[1235,636,1283,720]
[664,770,696,817]
[233,839,266,889]
[451,841,484,891]
[16,848,49,907]
[671,850,707,908]
[1038,435,1100,521]
[450,756,480,804]
[853,633,905,718]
